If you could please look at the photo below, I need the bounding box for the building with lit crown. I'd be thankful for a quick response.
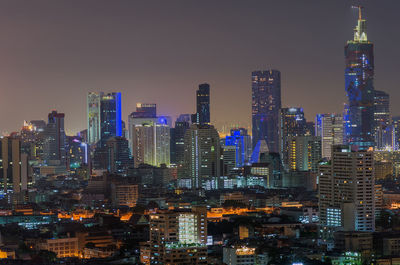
[344,8,375,150]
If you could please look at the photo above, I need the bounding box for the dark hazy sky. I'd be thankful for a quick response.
[1,1,399,135]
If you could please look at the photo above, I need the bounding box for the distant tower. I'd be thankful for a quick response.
[194,83,210,125]
[87,92,122,146]
[344,6,375,150]
[44,110,66,165]
[279,107,307,168]
[374,90,392,149]
[252,70,281,153]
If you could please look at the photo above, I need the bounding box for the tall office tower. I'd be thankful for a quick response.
[252,70,281,152]
[87,92,101,145]
[225,128,252,167]
[131,119,170,167]
[319,145,375,241]
[0,137,29,197]
[374,90,392,149]
[183,124,220,189]
[193,83,210,125]
[279,107,307,167]
[141,207,207,265]
[43,110,66,166]
[87,92,122,146]
[287,135,321,172]
[344,7,375,150]
[99,92,122,144]
[105,136,132,174]
[171,115,191,165]
[315,114,344,159]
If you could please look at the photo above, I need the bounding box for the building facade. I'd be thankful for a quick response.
[316,114,344,159]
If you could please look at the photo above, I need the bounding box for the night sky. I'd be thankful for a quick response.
[1,1,399,135]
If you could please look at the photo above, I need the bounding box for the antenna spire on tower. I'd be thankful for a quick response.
[351,5,363,20]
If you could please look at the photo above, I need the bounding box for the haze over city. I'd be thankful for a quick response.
[1,1,400,134]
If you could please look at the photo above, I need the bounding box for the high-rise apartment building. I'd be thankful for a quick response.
[183,124,220,189]
[131,119,170,168]
[319,145,375,241]
[316,114,344,159]
[252,70,281,152]
[344,8,375,150]
[87,92,122,146]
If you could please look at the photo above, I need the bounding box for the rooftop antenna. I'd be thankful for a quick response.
[351,5,363,20]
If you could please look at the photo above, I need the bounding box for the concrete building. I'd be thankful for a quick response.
[319,145,375,242]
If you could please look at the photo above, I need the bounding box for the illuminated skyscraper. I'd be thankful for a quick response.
[87,92,122,146]
[279,107,308,168]
[193,83,210,125]
[315,114,344,159]
[183,124,220,189]
[252,70,281,152]
[131,118,170,168]
[87,92,101,145]
[344,7,375,150]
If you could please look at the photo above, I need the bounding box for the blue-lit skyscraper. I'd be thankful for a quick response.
[87,92,122,146]
[344,7,375,150]
[252,70,281,153]
[225,128,251,167]
[100,92,122,142]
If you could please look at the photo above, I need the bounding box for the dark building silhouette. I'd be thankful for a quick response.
[192,83,210,125]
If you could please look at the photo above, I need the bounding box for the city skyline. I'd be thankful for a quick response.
[1,1,400,134]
